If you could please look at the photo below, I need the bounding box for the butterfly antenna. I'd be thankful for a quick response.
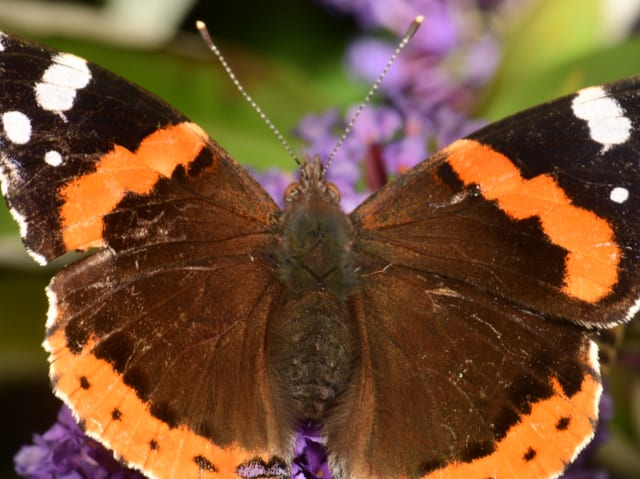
[324,15,423,175]
[196,20,301,166]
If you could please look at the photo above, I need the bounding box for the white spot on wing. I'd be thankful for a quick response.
[609,186,629,204]
[2,111,32,144]
[35,52,91,118]
[45,150,63,167]
[0,32,6,51]
[571,86,631,150]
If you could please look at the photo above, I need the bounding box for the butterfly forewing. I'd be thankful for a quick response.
[0,33,195,262]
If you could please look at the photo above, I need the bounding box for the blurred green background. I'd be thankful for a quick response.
[0,0,639,477]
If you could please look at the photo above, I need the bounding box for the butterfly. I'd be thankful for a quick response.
[1,27,638,479]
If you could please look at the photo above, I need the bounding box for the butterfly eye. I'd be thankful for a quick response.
[284,182,299,202]
[327,182,341,202]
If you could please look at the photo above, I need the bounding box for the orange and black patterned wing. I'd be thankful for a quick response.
[338,78,640,478]
[0,32,290,478]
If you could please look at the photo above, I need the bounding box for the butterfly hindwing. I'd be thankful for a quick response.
[331,270,599,478]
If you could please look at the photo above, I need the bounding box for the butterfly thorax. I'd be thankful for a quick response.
[266,156,360,421]
[276,156,359,298]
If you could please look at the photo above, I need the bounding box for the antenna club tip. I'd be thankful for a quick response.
[405,15,423,38]
[196,20,206,30]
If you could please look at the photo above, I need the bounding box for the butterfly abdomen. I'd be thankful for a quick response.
[266,291,359,421]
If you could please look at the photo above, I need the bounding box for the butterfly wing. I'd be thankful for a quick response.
[337,78,640,478]
[355,86,640,329]
[0,33,289,478]
[329,270,598,479]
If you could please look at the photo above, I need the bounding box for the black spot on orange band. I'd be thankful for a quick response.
[194,455,218,472]
[556,416,571,431]
[523,447,537,462]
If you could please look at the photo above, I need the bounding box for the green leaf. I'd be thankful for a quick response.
[481,36,640,121]
[479,0,612,120]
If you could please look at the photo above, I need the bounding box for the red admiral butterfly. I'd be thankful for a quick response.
[0,26,637,479]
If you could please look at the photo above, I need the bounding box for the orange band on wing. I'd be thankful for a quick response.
[59,122,208,252]
[421,370,600,479]
[46,324,267,479]
[444,139,620,303]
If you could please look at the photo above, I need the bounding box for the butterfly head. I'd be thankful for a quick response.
[283,155,341,208]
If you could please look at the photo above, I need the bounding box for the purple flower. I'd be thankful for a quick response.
[15,406,333,479]
[323,0,501,104]
[367,0,459,53]
[14,405,145,479]
[295,109,343,145]
[291,424,332,479]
